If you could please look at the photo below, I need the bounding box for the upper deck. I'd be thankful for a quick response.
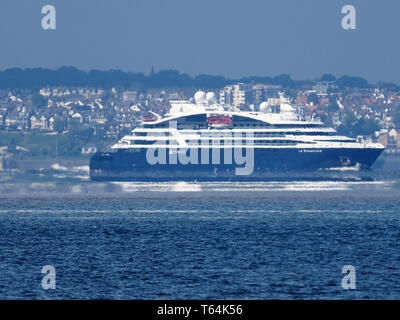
[139,91,325,131]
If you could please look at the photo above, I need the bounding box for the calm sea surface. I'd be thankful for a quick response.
[0,179,400,299]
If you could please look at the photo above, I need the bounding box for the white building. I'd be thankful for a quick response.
[30,115,48,130]
[123,91,138,103]
[49,117,55,131]
[220,83,252,107]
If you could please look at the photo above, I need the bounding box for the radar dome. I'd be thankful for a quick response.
[206,92,216,103]
[259,102,269,113]
[194,90,206,104]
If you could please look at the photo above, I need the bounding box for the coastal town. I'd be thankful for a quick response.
[1,71,400,166]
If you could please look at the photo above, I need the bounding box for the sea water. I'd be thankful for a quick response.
[0,179,399,299]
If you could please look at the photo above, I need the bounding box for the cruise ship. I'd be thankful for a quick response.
[90,91,385,181]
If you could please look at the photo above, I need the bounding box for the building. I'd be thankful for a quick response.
[387,129,400,150]
[312,81,337,94]
[267,97,281,106]
[48,117,55,131]
[123,91,138,103]
[296,94,308,105]
[220,83,252,107]
[30,115,48,130]
[5,112,29,130]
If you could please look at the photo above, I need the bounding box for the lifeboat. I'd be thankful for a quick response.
[207,116,233,125]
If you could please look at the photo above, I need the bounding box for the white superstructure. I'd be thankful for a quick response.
[112,91,384,152]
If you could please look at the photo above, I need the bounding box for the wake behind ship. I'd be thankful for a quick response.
[90,91,384,181]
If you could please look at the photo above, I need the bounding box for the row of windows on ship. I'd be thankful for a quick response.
[124,140,310,146]
[132,131,335,137]
[120,139,354,147]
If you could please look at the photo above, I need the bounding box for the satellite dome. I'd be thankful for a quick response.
[259,102,269,113]
[206,92,216,103]
[194,90,206,104]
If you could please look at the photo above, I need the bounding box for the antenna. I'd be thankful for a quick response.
[178,90,186,100]
[149,111,162,120]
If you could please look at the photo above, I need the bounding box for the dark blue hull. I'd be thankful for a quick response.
[90,147,384,181]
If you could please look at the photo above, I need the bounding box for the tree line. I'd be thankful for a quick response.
[0,67,397,90]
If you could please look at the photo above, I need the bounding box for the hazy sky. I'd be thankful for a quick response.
[0,0,399,83]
